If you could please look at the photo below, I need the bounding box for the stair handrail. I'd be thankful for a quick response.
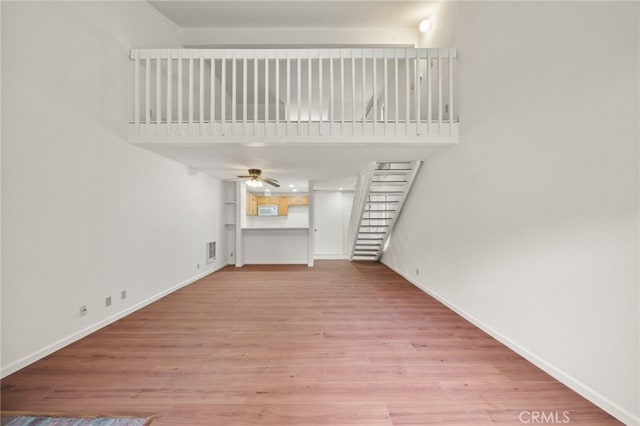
[347,162,377,260]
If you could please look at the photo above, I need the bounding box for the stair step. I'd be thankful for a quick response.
[357,237,385,241]
[373,170,412,175]
[358,231,387,234]
[367,201,399,204]
[369,191,405,194]
[364,209,396,212]
[354,248,379,252]
[360,225,389,228]
[356,243,382,246]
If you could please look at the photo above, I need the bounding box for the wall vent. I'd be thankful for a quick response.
[207,241,216,264]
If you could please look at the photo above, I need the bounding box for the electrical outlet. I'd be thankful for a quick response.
[105,296,112,307]
[230,252,234,257]
[197,263,200,269]
[79,305,88,316]
[416,268,420,276]
[121,290,127,300]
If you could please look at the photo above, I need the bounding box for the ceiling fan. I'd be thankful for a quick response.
[230,169,280,188]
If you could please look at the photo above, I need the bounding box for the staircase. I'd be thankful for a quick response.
[348,161,422,261]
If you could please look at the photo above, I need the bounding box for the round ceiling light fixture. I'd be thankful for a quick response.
[419,18,432,33]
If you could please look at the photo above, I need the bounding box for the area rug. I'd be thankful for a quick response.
[0,414,152,426]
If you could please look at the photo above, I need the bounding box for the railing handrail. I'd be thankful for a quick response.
[130,47,458,60]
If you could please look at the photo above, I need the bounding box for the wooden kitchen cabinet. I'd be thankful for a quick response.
[288,195,309,206]
[278,197,289,216]
[246,192,258,216]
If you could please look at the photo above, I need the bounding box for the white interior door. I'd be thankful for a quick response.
[313,191,353,259]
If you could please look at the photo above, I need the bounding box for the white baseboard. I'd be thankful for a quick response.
[381,259,640,426]
[1,263,226,378]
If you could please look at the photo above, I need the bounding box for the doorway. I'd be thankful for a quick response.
[313,191,353,259]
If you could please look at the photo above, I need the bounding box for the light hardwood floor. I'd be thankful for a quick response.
[1,261,620,425]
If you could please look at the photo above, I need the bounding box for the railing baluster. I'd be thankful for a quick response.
[275,51,280,135]
[265,54,269,135]
[199,51,204,134]
[231,51,236,136]
[361,49,366,135]
[427,49,432,135]
[134,50,140,135]
[383,49,388,135]
[449,48,454,134]
[145,51,150,134]
[210,54,215,135]
[286,55,290,136]
[373,49,377,125]
[178,51,183,135]
[394,49,398,134]
[167,50,172,134]
[351,51,355,134]
[243,51,247,136]
[308,55,312,136]
[188,52,193,134]
[329,51,334,136]
[340,51,345,135]
[438,48,443,134]
[156,55,161,135]
[220,53,225,136]
[405,49,410,135]
[254,53,258,136]
[416,49,420,136]
[318,51,323,135]
[297,54,301,135]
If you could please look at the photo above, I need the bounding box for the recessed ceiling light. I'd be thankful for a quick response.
[339,187,343,191]
[288,184,294,188]
[292,188,298,192]
[419,18,432,33]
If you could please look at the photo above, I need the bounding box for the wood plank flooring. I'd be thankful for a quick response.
[1,261,620,425]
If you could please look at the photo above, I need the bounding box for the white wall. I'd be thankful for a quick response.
[1,1,227,376]
[243,229,308,264]
[382,2,639,424]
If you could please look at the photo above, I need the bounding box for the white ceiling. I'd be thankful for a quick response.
[144,1,443,188]
[149,1,435,29]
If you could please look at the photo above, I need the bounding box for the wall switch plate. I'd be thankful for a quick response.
[121,290,127,300]
[80,305,88,316]
[105,296,112,307]
[197,263,200,269]
[416,268,420,276]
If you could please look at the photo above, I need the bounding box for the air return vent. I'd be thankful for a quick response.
[207,241,216,264]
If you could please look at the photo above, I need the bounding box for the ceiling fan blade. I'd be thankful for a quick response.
[224,177,244,182]
[263,179,280,188]
[236,175,252,178]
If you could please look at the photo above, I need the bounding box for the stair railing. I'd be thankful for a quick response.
[347,162,376,260]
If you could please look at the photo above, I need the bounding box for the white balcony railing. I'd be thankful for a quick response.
[129,48,458,143]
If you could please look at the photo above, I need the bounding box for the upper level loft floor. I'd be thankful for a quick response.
[128,48,459,145]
